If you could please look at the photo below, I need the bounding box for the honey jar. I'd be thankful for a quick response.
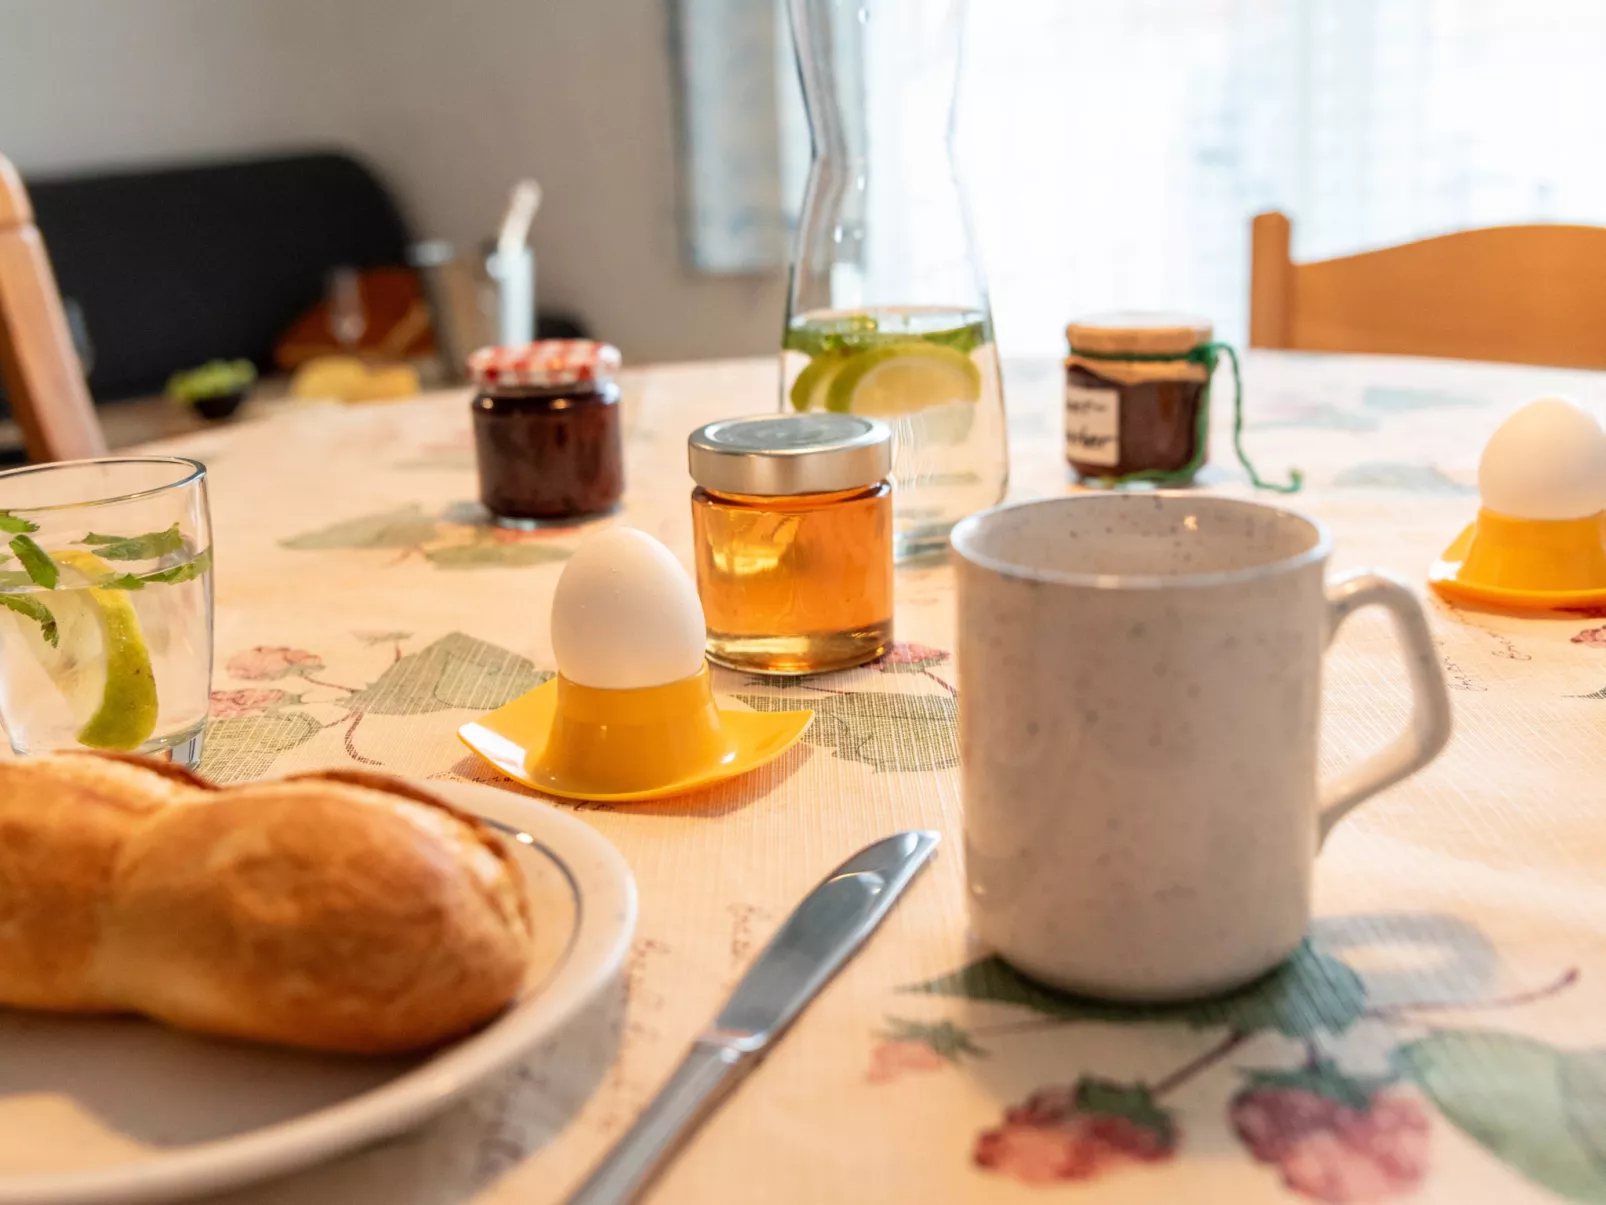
[688,413,894,675]
[469,340,625,524]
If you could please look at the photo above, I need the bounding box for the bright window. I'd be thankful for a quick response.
[683,1,1606,356]
[954,0,1606,353]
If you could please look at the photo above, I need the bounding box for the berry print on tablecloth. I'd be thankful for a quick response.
[875,642,951,673]
[879,941,1594,1201]
[868,1019,985,1084]
[226,646,325,681]
[1231,1063,1430,1202]
[976,1078,1178,1185]
[200,632,549,783]
[209,687,291,719]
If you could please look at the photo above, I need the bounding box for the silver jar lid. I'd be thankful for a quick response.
[687,413,892,496]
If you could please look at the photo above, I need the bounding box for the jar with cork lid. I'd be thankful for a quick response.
[688,413,894,675]
[1064,313,1300,492]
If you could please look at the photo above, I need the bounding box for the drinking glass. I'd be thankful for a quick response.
[782,0,1007,559]
[0,457,214,766]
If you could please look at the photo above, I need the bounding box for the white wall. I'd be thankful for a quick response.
[0,0,787,363]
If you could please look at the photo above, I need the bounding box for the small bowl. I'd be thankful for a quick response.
[192,391,247,421]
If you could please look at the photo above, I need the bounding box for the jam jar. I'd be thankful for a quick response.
[1064,314,1214,482]
[688,413,894,675]
[469,340,624,523]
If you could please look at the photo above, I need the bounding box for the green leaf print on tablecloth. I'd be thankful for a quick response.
[345,632,550,715]
[734,691,957,772]
[1398,1030,1606,1202]
[904,942,1366,1039]
[282,504,442,550]
[199,710,320,783]
[1332,462,1478,494]
[1571,1053,1606,1174]
[282,504,575,570]
[1362,385,1483,413]
[880,1018,988,1063]
[424,542,568,569]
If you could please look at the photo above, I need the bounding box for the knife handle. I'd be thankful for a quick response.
[563,1040,747,1205]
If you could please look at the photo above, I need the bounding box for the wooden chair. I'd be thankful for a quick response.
[1249,210,1606,370]
[0,153,105,462]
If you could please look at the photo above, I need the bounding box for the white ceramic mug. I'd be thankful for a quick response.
[951,494,1452,1000]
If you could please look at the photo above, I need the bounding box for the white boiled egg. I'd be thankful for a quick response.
[1478,397,1606,521]
[550,528,707,689]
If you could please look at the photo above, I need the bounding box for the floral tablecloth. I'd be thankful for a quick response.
[129,353,1606,1205]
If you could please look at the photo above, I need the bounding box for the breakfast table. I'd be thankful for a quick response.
[117,351,1606,1205]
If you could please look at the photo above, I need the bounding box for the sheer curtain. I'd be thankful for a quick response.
[678,0,1606,353]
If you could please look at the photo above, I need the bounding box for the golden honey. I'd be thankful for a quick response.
[688,414,894,675]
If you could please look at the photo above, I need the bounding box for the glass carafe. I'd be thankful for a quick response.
[782,0,1006,559]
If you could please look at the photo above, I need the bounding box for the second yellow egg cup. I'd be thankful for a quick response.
[1429,508,1606,610]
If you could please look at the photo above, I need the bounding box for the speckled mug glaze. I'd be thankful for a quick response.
[951,494,1452,1000]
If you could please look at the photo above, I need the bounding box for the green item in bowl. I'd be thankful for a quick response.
[166,359,257,402]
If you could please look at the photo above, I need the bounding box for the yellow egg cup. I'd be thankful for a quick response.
[1429,508,1606,610]
[457,663,814,802]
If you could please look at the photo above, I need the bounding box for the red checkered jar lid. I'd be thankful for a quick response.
[467,340,621,390]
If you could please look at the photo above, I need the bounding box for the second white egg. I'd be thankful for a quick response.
[1478,397,1606,521]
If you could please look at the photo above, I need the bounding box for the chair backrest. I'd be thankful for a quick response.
[1249,210,1606,370]
[0,154,105,462]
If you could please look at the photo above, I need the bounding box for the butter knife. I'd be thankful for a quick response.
[563,829,941,1205]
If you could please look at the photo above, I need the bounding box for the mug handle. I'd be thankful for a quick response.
[1316,572,1453,846]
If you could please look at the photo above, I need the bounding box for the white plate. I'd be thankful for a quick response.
[0,781,636,1205]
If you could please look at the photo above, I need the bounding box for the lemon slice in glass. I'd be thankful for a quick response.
[824,343,982,417]
[30,551,160,750]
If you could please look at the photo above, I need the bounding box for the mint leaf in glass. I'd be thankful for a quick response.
[81,523,184,561]
[97,572,147,590]
[141,546,212,585]
[0,594,58,646]
[0,511,38,534]
[10,535,59,589]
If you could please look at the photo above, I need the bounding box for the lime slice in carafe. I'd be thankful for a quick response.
[789,354,846,412]
[825,343,981,417]
[21,550,159,750]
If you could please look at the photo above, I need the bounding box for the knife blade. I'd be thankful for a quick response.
[562,829,941,1205]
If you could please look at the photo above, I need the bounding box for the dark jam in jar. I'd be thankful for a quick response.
[468,340,624,522]
[1064,363,1205,477]
[1064,314,1213,481]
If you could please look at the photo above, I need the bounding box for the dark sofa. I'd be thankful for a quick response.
[7,148,590,418]
[22,150,413,403]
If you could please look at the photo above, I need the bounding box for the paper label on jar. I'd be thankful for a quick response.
[1065,384,1120,467]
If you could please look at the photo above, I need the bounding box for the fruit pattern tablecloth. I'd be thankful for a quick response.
[124,353,1606,1204]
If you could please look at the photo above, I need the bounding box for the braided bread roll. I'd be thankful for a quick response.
[0,753,532,1054]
